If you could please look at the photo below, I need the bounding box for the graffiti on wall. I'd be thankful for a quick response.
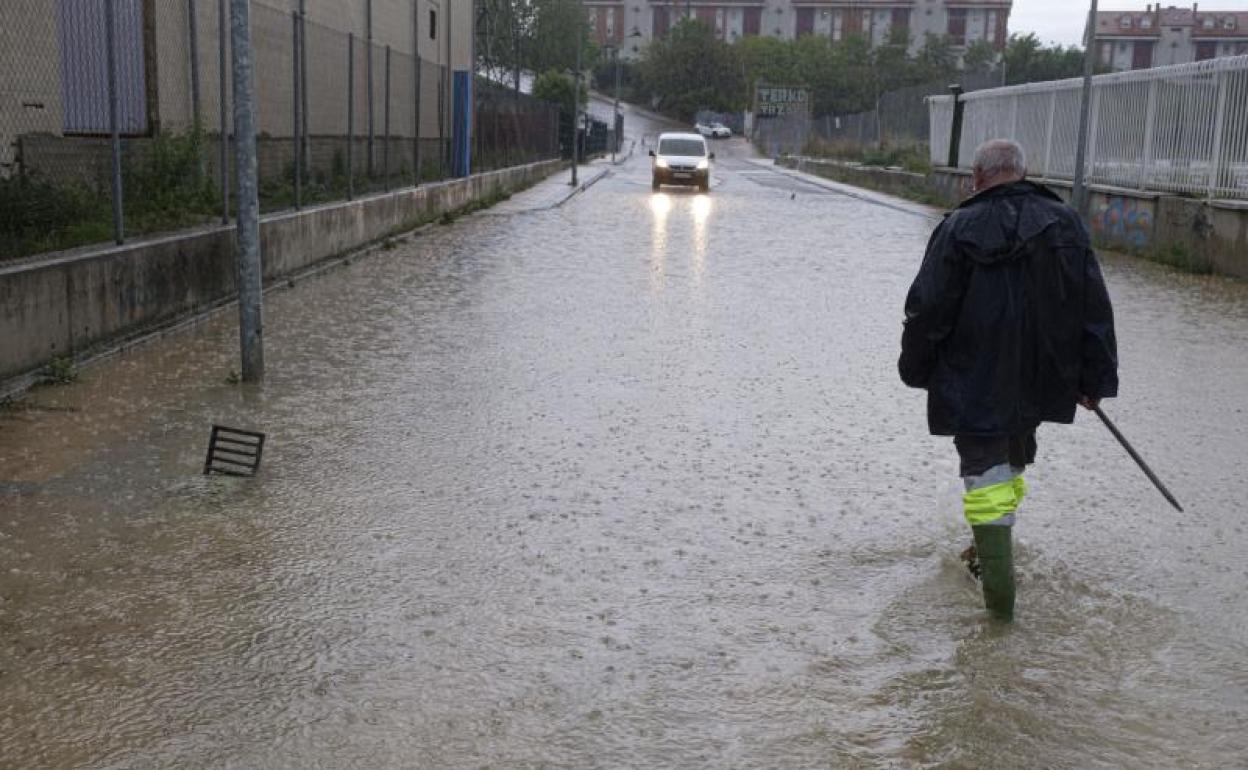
[1091,196,1154,250]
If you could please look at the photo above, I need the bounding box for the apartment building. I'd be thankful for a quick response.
[1091,3,1248,71]
[585,0,1013,59]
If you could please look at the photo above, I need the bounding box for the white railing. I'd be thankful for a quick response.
[928,55,1248,200]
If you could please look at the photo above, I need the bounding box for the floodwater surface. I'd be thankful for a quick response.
[2,118,1247,768]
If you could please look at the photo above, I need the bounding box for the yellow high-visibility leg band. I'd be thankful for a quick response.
[963,475,1027,526]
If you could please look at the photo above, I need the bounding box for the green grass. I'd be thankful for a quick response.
[801,139,933,175]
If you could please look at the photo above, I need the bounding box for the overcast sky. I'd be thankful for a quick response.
[1011,0,1248,46]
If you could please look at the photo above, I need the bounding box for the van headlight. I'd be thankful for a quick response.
[696,158,709,170]
[655,158,669,169]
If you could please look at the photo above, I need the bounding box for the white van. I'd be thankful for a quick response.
[649,132,714,192]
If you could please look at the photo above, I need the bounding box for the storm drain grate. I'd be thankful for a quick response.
[203,425,266,477]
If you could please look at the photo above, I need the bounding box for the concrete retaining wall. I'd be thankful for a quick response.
[0,158,563,389]
[779,156,1248,280]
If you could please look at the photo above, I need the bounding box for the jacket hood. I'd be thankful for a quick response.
[950,180,1068,266]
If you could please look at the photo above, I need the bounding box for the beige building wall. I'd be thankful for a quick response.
[1,0,472,165]
[0,0,65,173]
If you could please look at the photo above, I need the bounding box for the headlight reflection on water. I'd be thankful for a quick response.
[650,193,672,291]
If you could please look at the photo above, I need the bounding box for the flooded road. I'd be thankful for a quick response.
[2,112,1247,767]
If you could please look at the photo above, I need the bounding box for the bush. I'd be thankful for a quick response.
[0,174,111,259]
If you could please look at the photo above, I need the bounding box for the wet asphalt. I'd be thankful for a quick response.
[1,107,1247,768]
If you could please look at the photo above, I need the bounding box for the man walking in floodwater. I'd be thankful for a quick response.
[899,139,1119,622]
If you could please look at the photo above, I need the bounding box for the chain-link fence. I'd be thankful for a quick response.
[1,0,560,262]
[752,71,1002,158]
[474,80,560,173]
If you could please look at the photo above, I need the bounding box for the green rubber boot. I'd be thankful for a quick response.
[971,525,1014,622]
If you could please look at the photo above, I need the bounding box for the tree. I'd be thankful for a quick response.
[638,20,746,120]
[1002,33,1089,85]
[963,40,1000,75]
[913,33,959,84]
[475,0,597,80]
[532,70,585,117]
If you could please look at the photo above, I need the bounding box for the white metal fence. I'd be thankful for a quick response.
[928,55,1248,200]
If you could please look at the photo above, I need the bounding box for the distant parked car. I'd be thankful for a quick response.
[695,122,732,139]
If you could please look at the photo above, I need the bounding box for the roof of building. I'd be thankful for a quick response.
[1093,5,1248,39]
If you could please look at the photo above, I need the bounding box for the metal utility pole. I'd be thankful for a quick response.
[104,0,124,245]
[1072,0,1099,218]
[230,0,264,381]
[299,0,310,174]
[611,46,620,163]
[188,0,202,129]
[218,0,229,223]
[571,1,582,186]
[348,33,355,198]
[512,0,522,95]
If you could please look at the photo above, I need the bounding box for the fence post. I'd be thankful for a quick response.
[347,32,355,200]
[188,0,202,128]
[367,0,375,177]
[947,84,964,169]
[1208,68,1229,199]
[230,0,264,381]
[1042,90,1057,178]
[413,0,421,186]
[299,0,310,175]
[292,11,301,209]
[1138,79,1158,190]
[384,45,392,190]
[219,0,229,223]
[104,0,125,245]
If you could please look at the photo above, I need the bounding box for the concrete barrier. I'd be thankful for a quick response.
[0,159,564,391]
[778,156,1248,280]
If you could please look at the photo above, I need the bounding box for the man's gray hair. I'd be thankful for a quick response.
[973,139,1027,179]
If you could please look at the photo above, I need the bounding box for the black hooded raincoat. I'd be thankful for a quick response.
[899,181,1119,437]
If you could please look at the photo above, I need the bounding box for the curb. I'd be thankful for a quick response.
[750,158,941,221]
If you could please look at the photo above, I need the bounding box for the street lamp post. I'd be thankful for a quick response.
[1072,0,1099,218]
[603,44,619,163]
[571,0,583,186]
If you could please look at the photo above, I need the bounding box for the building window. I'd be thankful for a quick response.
[429,9,437,39]
[891,7,910,35]
[1132,40,1154,69]
[743,7,761,36]
[1195,41,1217,60]
[1202,16,1215,30]
[1119,15,1132,29]
[1098,41,1113,66]
[831,9,842,40]
[1140,16,1152,29]
[948,8,967,45]
[796,7,814,37]
[653,6,670,38]
[1223,16,1237,30]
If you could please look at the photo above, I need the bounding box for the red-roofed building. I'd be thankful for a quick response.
[1090,4,1248,71]
[589,1,1013,62]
